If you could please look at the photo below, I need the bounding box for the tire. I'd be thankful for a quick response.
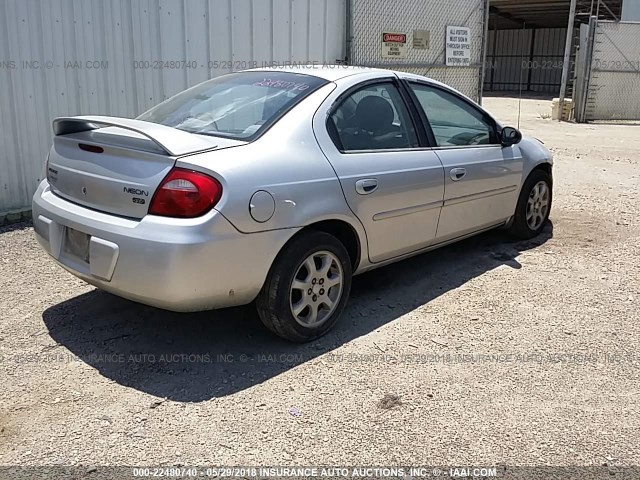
[508,169,553,239]
[256,231,352,342]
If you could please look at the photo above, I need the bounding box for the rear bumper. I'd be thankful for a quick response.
[32,181,296,311]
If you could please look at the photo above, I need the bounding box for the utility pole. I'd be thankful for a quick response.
[558,0,578,121]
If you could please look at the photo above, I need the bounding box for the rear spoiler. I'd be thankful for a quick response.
[52,115,217,157]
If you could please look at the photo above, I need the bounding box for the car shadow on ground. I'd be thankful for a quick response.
[0,220,33,234]
[43,223,553,402]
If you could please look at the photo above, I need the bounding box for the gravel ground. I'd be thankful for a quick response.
[1,96,639,469]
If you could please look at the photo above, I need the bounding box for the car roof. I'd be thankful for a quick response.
[246,65,455,93]
[245,64,396,82]
[244,65,483,113]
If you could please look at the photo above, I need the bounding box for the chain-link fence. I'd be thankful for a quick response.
[348,0,488,103]
[575,20,640,121]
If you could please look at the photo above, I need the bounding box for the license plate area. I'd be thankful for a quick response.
[62,227,91,264]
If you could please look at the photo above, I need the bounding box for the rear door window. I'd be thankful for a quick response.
[328,82,419,151]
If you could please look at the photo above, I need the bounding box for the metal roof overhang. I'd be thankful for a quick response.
[489,0,623,29]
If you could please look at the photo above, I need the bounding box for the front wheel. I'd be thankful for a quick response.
[508,169,553,239]
[256,231,352,342]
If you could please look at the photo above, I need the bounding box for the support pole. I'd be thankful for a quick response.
[576,15,598,123]
[558,0,578,121]
[527,28,537,91]
[490,26,498,91]
[479,0,491,105]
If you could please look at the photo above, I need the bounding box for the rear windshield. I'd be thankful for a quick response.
[138,71,328,140]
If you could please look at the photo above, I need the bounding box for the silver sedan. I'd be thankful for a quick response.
[33,66,553,342]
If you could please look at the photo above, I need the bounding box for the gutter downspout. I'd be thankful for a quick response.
[345,0,353,64]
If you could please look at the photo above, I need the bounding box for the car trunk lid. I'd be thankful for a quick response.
[48,116,241,219]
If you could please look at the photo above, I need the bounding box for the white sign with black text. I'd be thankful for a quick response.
[445,26,471,66]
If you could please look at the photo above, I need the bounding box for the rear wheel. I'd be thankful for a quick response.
[256,231,352,342]
[508,169,552,239]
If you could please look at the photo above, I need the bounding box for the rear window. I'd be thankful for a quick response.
[138,71,328,141]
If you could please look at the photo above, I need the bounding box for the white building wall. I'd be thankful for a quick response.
[0,0,346,214]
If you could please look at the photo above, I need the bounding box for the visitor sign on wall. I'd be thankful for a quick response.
[445,26,471,66]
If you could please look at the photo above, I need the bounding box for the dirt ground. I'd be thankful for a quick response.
[0,96,639,470]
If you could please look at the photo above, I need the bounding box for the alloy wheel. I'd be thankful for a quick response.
[526,180,550,230]
[289,251,344,328]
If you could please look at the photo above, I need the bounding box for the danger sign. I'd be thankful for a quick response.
[381,32,407,59]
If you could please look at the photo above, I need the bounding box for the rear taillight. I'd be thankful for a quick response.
[149,168,222,218]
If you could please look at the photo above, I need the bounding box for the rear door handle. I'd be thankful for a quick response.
[450,168,467,181]
[355,178,378,195]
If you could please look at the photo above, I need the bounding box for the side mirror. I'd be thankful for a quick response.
[500,126,522,146]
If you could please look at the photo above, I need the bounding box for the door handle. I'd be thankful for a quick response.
[355,178,378,195]
[450,168,467,181]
